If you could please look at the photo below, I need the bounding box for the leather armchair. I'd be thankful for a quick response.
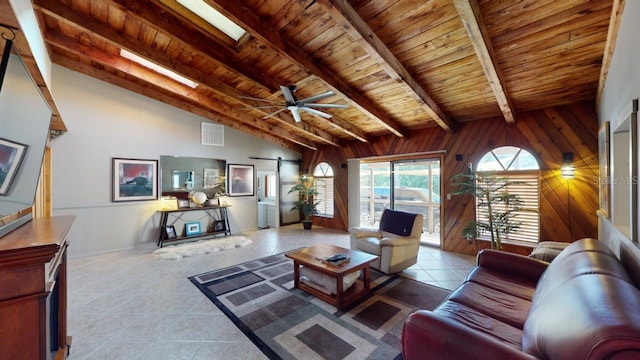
[349,209,423,274]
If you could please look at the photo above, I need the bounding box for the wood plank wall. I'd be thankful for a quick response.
[302,101,599,256]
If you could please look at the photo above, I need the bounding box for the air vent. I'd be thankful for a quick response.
[201,122,224,146]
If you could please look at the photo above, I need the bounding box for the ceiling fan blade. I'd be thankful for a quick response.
[262,108,287,119]
[300,106,332,119]
[239,105,282,110]
[280,85,297,104]
[297,91,335,103]
[301,103,349,109]
[288,106,302,122]
[238,95,281,104]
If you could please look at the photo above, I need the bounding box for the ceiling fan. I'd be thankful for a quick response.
[240,85,348,122]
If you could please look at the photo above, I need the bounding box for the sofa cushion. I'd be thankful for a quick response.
[434,301,524,349]
[379,209,417,236]
[551,237,613,263]
[522,274,640,359]
[352,236,381,255]
[447,282,531,329]
[466,267,538,300]
[533,250,633,303]
[528,241,569,262]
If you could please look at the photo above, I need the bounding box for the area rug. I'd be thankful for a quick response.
[153,236,252,260]
[189,252,451,359]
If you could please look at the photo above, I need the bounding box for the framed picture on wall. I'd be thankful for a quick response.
[112,158,158,202]
[0,137,28,196]
[598,121,610,219]
[228,164,254,197]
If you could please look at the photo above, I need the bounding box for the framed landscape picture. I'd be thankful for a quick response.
[0,137,28,196]
[112,158,158,202]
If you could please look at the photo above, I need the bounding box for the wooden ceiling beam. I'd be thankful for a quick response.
[36,2,345,147]
[321,115,370,142]
[454,0,516,124]
[0,8,66,132]
[34,0,273,92]
[317,0,454,133]
[47,36,318,150]
[204,0,408,138]
[597,0,625,108]
[111,0,280,92]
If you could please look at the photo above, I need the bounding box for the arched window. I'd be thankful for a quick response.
[476,146,540,244]
[313,162,334,217]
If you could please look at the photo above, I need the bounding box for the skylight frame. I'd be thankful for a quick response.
[120,49,198,89]
[177,0,246,41]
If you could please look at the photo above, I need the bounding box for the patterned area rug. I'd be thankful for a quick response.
[189,252,450,359]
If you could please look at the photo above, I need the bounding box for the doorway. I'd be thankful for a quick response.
[256,170,277,229]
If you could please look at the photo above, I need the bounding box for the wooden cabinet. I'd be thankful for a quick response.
[157,206,231,247]
[0,216,74,360]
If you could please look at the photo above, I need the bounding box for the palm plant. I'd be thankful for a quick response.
[288,176,320,224]
[450,172,525,250]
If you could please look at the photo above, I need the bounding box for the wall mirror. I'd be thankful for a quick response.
[171,170,194,190]
[611,99,638,241]
[0,46,52,238]
[160,156,226,196]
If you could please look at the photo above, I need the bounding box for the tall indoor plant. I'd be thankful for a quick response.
[288,175,320,229]
[450,172,525,250]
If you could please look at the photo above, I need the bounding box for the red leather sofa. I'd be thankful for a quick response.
[401,238,640,359]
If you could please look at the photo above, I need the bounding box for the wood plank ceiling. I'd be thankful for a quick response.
[26,0,614,151]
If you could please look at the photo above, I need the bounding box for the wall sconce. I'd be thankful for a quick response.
[561,152,575,179]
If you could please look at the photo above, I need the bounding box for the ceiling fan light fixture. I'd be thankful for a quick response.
[247,84,348,123]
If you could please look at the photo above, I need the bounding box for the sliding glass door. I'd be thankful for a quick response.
[359,157,441,246]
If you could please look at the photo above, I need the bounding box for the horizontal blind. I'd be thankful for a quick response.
[476,171,539,243]
[315,177,334,217]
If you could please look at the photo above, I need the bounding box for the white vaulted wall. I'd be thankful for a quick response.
[51,66,299,257]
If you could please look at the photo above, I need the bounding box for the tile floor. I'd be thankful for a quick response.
[66,225,475,360]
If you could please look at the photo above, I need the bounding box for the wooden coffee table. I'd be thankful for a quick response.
[285,244,379,310]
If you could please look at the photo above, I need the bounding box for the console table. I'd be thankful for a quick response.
[157,206,231,247]
[0,215,75,360]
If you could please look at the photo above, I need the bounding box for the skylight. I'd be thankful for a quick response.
[177,0,246,41]
[120,49,198,88]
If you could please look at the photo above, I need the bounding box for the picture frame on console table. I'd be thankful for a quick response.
[228,163,254,197]
[112,158,158,202]
[165,225,177,239]
[213,220,226,232]
[0,137,28,196]
[185,222,201,236]
[177,198,190,209]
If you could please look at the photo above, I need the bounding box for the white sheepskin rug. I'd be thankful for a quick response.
[153,236,252,260]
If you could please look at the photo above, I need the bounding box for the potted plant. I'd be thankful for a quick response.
[450,172,525,250]
[288,175,320,230]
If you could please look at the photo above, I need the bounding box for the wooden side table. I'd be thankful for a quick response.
[285,244,379,310]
